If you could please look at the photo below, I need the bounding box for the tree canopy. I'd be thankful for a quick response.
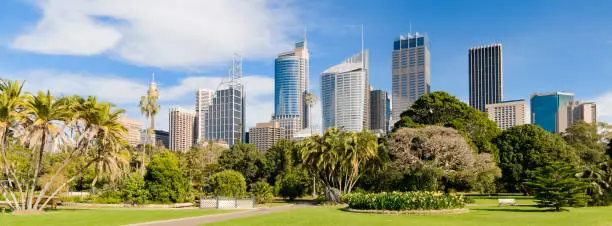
[392,91,501,156]
[217,142,266,185]
[494,124,580,192]
[563,121,607,165]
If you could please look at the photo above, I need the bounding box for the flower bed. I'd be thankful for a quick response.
[342,191,465,211]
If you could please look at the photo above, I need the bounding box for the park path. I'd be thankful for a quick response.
[127,203,314,226]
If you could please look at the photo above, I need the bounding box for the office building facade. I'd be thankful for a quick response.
[169,107,195,151]
[205,85,245,146]
[274,41,310,137]
[530,92,574,133]
[370,89,390,135]
[248,121,286,151]
[321,50,369,132]
[469,44,503,112]
[118,117,142,146]
[485,99,526,130]
[568,101,597,124]
[391,32,430,125]
[195,89,213,144]
[154,130,169,148]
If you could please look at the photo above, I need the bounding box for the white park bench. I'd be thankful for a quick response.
[498,198,517,206]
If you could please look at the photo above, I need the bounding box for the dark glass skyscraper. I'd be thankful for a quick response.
[469,44,503,112]
[370,89,390,135]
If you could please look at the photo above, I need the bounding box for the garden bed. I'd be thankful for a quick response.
[345,207,469,215]
[342,192,465,212]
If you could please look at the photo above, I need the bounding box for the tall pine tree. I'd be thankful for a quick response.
[525,162,590,211]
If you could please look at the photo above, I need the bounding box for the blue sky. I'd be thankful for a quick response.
[0,0,611,130]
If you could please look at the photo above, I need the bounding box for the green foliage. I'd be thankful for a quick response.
[264,140,299,185]
[563,121,607,165]
[119,173,149,205]
[217,143,266,185]
[209,170,247,197]
[342,191,465,210]
[250,181,274,204]
[392,91,501,155]
[275,171,309,200]
[145,151,190,203]
[494,124,580,192]
[525,162,590,211]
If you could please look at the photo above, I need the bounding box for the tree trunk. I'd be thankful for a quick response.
[28,132,47,210]
[312,176,317,198]
[38,158,98,211]
[150,116,155,147]
[0,128,23,210]
[91,175,99,194]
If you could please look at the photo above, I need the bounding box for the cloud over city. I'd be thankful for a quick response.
[11,0,299,69]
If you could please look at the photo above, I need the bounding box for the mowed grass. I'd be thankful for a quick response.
[0,208,234,226]
[207,201,612,226]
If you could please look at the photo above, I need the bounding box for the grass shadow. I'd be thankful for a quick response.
[475,207,547,213]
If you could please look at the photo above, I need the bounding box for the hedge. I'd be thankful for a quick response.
[342,191,465,210]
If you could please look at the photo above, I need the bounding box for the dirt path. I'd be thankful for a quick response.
[127,203,315,226]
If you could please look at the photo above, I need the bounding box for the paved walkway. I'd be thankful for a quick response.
[127,203,314,226]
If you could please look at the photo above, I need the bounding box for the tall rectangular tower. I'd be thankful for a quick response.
[169,107,195,151]
[391,33,430,125]
[485,99,527,130]
[117,117,142,146]
[195,89,213,144]
[469,44,503,112]
[321,50,369,132]
[370,89,390,135]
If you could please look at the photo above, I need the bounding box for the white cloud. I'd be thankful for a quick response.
[2,70,286,130]
[11,0,298,69]
[593,92,612,123]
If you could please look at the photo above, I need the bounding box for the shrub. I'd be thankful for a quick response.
[342,191,465,211]
[209,170,246,197]
[120,173,149,205]
[250,181,274,204]
[275,172,307,200]
[145,151,190,203]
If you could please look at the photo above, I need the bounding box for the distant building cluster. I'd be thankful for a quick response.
[120,29,598,152]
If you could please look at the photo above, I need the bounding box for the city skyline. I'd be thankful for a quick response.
[0,0,611,132]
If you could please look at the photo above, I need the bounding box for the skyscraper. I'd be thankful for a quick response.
[530,92,574,133]
[469,44,503,112]
[321,50,369,132]
[370,89,390,135]
[117,117,142,146]
[569,101,597,124]
[205,55,245,146]
[169,107,195,151]
[195,89,213,144]
[485,99,526,130]
[392,32,430,125]
[274,40,309,136]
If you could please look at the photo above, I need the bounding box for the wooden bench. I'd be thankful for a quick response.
[498,198,517,206]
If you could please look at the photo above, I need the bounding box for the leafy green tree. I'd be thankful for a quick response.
[275,170,309,200]
[209,170,246,197]
[145,151,190,203]
[494,124,580,193]
[119,173,149,205]
[250,181,274,203]
[392,91,501,155]
[264,140,299,185]
[563,121,607,165]
[525,162,590,211]
[179,143,226,190]
[217,143,266,185]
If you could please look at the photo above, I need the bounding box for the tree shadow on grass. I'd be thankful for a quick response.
[475,207,548,213]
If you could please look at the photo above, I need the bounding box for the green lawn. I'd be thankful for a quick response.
[207,205,612,226]
[0,208,234,226]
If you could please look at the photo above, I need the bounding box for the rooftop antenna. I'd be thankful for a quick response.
[151,72,155,83]
[304,26,307,45]
[409,20,412,34]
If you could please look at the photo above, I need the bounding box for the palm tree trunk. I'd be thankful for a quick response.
[28,132,47,210]
[0,128,23,210]
[150,116,155,147]
[38,158,98,211]
[91,175,98,194]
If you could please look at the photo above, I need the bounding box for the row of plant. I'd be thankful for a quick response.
[342,191,465,211]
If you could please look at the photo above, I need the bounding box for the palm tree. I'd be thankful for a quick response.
[22,91,71,210]
[0,79,26,210]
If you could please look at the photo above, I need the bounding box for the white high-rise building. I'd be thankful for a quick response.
[195,89,213,144]
[485,100,526,130]
[169,107,195,151]
[391,32,430,125]
[117,117,142,146]
[321,50,369,132]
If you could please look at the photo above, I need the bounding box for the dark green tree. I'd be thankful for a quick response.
[563,121,607,165]
[525,162,590,211]
[145,151,190,203]
[250,181,274,203]
[392,91,501,155]
[494,124,580,192]
[275,170,309,200]
[264,140,299,185]
[209,170,246,197]
[217,143,266,185]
